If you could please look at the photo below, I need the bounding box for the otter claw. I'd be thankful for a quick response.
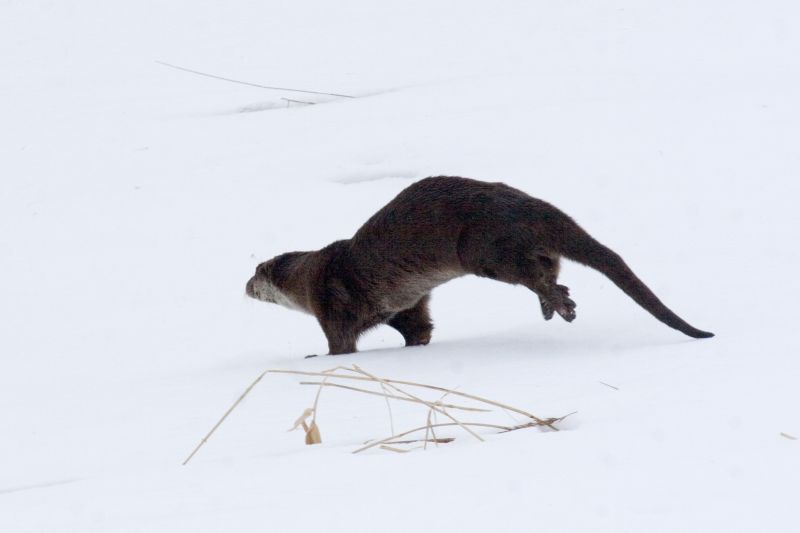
[540,297,555,320]
[558,305,577,322]
[556,295,577,322]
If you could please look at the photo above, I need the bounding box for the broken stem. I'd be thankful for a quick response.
[182,369,268,465]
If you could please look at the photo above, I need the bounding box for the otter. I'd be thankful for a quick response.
[246,176,713,355]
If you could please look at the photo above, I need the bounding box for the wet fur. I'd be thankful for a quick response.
[246,176,713,355]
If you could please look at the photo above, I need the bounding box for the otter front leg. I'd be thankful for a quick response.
[387,295,433,347]
[318,318,359,355]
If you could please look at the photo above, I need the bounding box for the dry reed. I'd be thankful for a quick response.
[182,364,568,464]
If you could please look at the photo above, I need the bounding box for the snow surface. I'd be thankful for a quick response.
[2,1,799,531]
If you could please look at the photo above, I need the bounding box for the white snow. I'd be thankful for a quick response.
[2,1,799,531]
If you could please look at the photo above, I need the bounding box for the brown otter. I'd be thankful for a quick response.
[246,176,713,355]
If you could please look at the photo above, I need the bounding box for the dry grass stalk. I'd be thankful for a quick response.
[424,408,434,450]
[303,365,358,445]
[386,437,455,445]
[183,364,563,464]
[379,382,396,435]
[290,408,314,431]
[305,422,322,445]
[266,369,557,430]
[182,369,269,465]
[156,60,355,98]
[306,370,328,432]
[298,381,489,412]
[349,364,483,442]
[290,407,322,445]
[281,97,316,106]
[352,420,554,454]
[379,445,415,453]
[362,412,574,454]
[497,414,575,433]
[424,390,451,450]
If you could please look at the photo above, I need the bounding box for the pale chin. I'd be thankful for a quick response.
[256,280,307,313]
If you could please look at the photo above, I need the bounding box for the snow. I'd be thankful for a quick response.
[2,1,799,531]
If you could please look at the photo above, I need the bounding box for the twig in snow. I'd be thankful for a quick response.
[282,97,316,106]
[599,381,620,391]
[379,445,415,453]
[497,411,576,433]
[155,60,355,98]
[386,437,455,446]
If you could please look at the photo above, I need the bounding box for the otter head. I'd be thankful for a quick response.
[246,252,309,313]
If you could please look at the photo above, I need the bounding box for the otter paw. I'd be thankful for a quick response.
[539,285,577,322]
[556,288,577,322]
[557,299,577,322]
[404,330,432,347]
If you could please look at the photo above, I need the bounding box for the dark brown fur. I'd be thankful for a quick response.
[246,176,713,355]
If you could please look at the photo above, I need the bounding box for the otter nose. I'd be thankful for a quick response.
[245,277,255,298]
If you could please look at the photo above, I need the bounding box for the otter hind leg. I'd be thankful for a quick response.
[387,295,433,347]
[464,233,576,322]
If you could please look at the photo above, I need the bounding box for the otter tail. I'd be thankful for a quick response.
[554,223,714,339]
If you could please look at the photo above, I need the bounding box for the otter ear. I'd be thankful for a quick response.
[257,262,271,277]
